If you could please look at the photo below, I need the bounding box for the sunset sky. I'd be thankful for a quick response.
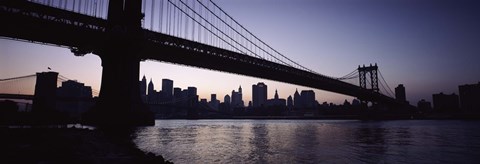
[1,0,480,105]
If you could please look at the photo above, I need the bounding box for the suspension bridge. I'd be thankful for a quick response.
[0,73,99,100]
[0,0,409,125]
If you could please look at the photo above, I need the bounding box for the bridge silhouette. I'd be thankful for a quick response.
[0,0,409,125]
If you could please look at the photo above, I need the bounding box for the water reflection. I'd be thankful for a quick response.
[133,120,480,163]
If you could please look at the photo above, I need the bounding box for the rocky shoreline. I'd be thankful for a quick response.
[0,127,172,164]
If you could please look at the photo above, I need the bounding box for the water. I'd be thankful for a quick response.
[133,120,480,163]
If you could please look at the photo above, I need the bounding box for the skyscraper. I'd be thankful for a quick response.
[209,94,220,110]
[187,87,198,106]
[395,84,407,103]
[224,94,231,105]
[287,95,293,108]
[252,82,267,107]
[293,89,301,109]
[147,79,155,103]
[148,78,155,96]
[231,86,244,107]
[274,89,279,99]
[139,75,147,102]
[301,90,316,108]
[162,79,173,99]
[432,92,459,112]
[459,82,480,112]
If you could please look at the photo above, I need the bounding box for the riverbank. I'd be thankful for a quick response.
[0,127,172,164]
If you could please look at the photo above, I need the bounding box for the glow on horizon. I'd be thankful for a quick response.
[2,0,480,105]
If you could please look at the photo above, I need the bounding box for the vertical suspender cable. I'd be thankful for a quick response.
[151,0,155,30]
[159,0,163,32]
[142,0,145,27]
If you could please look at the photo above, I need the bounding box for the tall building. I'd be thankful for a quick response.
[252,82,267,107]
[274,90,279,99]
[293,89,301,109]
[139,75,147,102]
[148,78,155,96]
[231,86,244,107]
[187,87,198,107]
[395,84,407,103]
[287,95,293,108]
[147,79,156,103]
[209,94,220,110]
[162,79,173,99]
[301,90,316,108]
[459,82,480,112]
[432,92,459,112]
[224,94,231,105]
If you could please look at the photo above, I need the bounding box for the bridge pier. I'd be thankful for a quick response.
[83,46,154,126]
[83,0,153,126]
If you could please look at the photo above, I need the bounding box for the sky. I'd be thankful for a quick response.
[1,0,480,105]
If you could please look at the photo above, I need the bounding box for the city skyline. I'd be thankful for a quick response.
[2,0,480,105]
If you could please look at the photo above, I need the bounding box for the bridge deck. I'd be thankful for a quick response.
[0,0,403,106]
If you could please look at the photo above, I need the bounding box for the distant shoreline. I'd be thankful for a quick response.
[156,114,480,121]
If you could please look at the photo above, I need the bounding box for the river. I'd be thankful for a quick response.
[133,120,480,163]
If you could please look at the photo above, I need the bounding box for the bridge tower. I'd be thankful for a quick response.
[358,63,379,92]
[83,0,153,126]
[358,64,379,108]
[32,71,58,113]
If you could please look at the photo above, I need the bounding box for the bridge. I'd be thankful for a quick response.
[0,0,409,125]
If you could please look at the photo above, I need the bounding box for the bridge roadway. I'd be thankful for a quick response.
[0,0,402,106]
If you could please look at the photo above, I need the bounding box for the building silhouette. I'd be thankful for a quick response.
[459,82,480,113]
[187,87,198,104]
[395,84,407,103]
[417,99,432,112]
[301,90,316,109]
[293,89,301,109]
[432,92,459,112]
[56,80,93,119]
[147,78,155,103]
[231,86,244,108]
[252,82,267,107]
[224,94,231,105]
[266,90,286,107]
[209,94,220,110]
[139,75,147,102]
[221,94,231,112]
[173,87,182,105]
[287,95,293,109]
[162,79,173,100]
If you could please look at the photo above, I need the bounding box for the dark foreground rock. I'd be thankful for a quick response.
[0,127,172,164]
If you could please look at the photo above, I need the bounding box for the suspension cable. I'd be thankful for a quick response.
[378,70,395,96]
